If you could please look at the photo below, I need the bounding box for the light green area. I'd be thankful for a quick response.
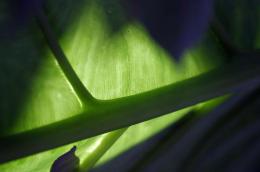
[0,0,224,172]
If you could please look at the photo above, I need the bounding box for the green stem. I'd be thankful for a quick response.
[35,5,96,107]
[35,6,128,171]
[78,128,127,171]
[34,5,128,171]
[0,60,259,163]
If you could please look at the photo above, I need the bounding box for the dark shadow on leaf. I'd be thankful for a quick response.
[215,0,260,49]
[123,0,214,59]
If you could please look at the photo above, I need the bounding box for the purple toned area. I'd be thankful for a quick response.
[50,146,79,172]
[9,0,42,25]
[0,0,43,38]
[125,0,214,59]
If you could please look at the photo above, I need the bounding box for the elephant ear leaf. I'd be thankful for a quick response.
[125,0,214,59]
[50,146,79,172]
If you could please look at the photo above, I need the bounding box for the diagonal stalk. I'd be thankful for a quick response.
[35,4,96,107]
[35,7,130,170]
[0,60,259,163]
[78,128,127,172]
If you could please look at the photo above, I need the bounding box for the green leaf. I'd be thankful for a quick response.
[0,0,258,172]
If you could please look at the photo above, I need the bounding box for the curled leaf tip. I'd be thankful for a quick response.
[50,146,79,172]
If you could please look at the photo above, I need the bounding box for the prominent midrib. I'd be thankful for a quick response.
[1,2,260,167]
[35,4,96,107]
[0,59,259,163]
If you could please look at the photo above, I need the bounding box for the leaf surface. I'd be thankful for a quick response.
[0,0,225,171]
